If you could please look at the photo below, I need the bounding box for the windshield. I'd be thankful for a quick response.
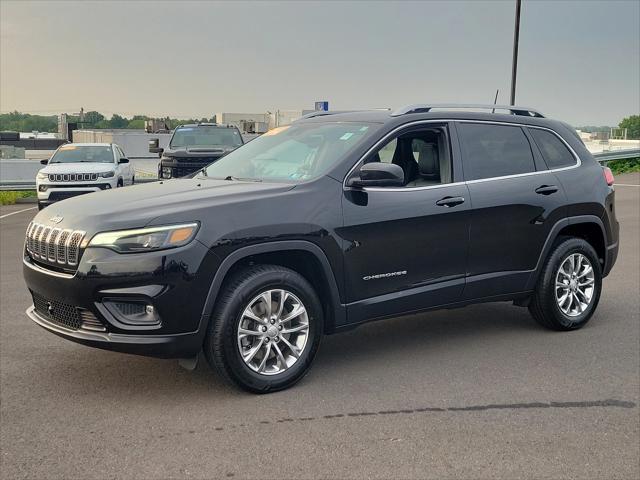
[50,145,114,163]
[201,122,378,182]
[170,126,243,148]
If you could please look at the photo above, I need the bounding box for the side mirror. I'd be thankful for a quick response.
[119,158,129,164]
[149,138,163,155]
[40,159,49,165]
[347,163,404,187]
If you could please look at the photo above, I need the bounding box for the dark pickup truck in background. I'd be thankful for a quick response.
[149,123,244,179]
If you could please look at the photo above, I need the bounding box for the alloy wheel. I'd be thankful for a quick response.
[236,289,310,375]
[555,253,595,317]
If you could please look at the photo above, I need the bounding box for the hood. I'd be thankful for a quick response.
[164,146,237,158]
[32,178,296,234]
[41,163,116,174]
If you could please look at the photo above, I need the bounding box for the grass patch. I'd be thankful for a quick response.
[0,190,36,205]
[606,157,640,175]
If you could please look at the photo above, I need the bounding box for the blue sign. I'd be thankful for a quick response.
[315,101,329,111]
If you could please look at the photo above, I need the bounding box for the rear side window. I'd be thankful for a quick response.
[529,128,576,169]
[458,123,536,180]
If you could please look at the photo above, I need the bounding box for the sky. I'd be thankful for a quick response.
[1,0,639,126]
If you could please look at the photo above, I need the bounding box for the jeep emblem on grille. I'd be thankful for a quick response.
[49,215,63,224]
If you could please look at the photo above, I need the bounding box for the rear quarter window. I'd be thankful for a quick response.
[529,128,577,169]
[458,123,536,180]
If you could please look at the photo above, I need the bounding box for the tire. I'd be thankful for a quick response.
[204,264,324,393]
[529,237,602,331]
[131,176,135,185]
[117,179,123,188]
[37,202,46,211]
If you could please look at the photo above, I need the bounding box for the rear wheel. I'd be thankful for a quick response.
[204,265,323,393]
[529,238,602,330]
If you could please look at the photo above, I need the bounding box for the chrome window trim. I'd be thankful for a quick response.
[342,119,581,193]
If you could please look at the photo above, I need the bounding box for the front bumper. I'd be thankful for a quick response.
[23,240,221,358]
[26,305,207,358]
[37,183,115,204]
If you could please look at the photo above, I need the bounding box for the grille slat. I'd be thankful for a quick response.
[33,225,45,258]
[40,226,51,258]
[25,223,84,271]
[47,228,61,261]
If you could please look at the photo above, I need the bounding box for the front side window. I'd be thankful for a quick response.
[458,123,536,180]
[364,127,452,187]
[50,145,114,164]
[202,122,378,183]
[170,126,243,148]
[529,128,576,169]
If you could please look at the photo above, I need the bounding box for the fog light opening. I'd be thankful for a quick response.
[102,298,160,327]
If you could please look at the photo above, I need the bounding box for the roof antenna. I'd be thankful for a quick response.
[492,89,499,113]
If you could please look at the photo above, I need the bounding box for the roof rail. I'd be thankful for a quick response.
[297,109,391,121]
[390,103,545,118]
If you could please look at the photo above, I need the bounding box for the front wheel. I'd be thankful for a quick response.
[529,238,602,331]
[204,265,324,393]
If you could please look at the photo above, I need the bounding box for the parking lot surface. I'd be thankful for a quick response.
[1,174,638,479]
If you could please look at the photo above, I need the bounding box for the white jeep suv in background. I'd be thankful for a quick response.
[36,143,135,210]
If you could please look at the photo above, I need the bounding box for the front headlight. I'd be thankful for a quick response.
[36,172,48,181]
[98,171,115,178]
[88,223,199,253]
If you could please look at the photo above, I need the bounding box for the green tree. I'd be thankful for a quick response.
[619,115,640,139]
[0,111,57,133]
[127,119,145,129]
[84,111,104,126]
[108,114,129,128]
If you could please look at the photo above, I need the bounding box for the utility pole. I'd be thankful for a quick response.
[510,0,522,106]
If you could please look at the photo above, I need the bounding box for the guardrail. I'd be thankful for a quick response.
[593,149,640,163]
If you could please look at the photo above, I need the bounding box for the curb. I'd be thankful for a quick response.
[16,197,38,204]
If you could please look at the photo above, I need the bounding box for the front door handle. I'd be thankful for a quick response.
[436,196,465,207]
[535,185,558,195]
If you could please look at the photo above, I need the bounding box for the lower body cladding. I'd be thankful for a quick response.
[37,184,114,207]
[23,239,220,358]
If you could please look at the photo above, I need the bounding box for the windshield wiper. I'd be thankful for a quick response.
[224,175,262,182]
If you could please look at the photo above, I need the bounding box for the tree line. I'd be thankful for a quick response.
[1,111,639,139]
[0,111,216,133]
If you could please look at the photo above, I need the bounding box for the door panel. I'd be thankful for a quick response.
[463,172,567,298]
[339,183,471,323]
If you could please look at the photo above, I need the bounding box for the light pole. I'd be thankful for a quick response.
[510,0,522,106]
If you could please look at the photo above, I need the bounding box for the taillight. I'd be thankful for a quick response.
[603,166,615,186]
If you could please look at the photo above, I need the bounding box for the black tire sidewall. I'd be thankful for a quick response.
[208,266,323,393]
[540,238,602,330]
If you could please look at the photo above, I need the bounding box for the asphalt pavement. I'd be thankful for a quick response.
[1,173,639,479]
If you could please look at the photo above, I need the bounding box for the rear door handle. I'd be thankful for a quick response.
[535,185,558,195]
[435,196,465,207]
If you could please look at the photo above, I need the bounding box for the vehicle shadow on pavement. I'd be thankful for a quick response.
[25,301,541,398]
[313,302,544,372]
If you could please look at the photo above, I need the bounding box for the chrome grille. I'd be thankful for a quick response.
[25,222,85,270]
[48,173,98,182]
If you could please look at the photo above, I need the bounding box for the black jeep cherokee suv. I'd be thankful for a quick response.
[23,104,619,393]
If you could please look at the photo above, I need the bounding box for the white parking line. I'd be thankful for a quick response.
[0,206,37,220]
[614,183,640,187]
